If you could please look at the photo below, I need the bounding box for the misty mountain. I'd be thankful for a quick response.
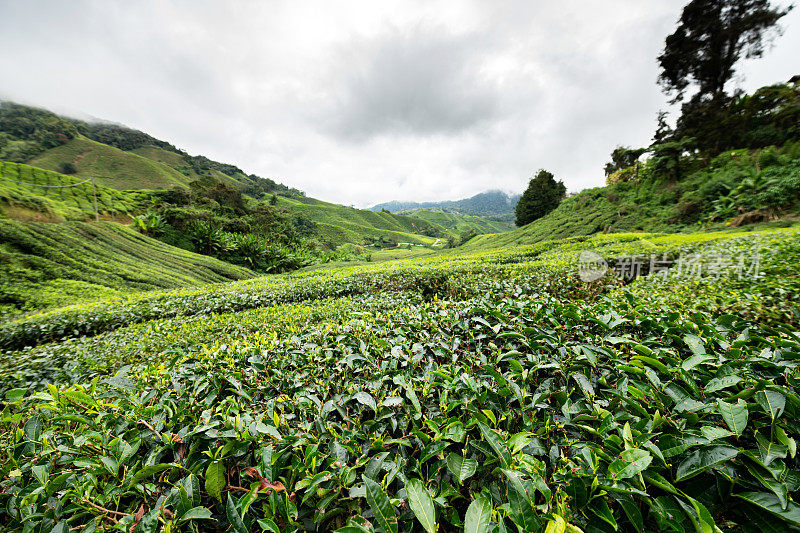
[369,190,520,217]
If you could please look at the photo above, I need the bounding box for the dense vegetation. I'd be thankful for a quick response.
[0,104,506,271]
[399,209,515,237]
[0,220,255,317]
[273,196,443,246]
[0,159,458,280]
[468,140,800,250]
[1,227,800,532]
[0,161,147,222]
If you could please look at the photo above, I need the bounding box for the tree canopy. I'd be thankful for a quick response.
[658,0,792,103]
[515,170,566,226]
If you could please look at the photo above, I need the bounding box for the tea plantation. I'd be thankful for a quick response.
[1,227,800,532]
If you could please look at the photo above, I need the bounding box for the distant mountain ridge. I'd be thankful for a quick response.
[368,190,520,217]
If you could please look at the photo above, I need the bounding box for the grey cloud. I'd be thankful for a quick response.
[327,27,503,139]
[0,1,798,207]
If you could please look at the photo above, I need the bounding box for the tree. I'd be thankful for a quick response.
[658,0,792,103]
[604,146,647,176]
[652,110,673,144]
[515,170,566,226]
[270,194,278,206]
[59,162,77,175]
[650,137,696,182]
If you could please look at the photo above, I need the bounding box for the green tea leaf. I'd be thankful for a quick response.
[478,422,511,469]
[503,470,541,531]
[363,475,397,533]
[23,414,42,442]
[354,391,376,410]
[735,492,800,526]
[179,506,213,522]
[405,478,437,533]
[755,390,785,420]
[446,453,478,484]
[704,375,741,393]
[683,334,706,355]
[226,493,248,533]
[464,495,492,533]
[675,445,738,481]
[717,398,748,436]
[607,448,652,479]
[205,461,226,502]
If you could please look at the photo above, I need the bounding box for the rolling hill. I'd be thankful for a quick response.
[275,195,441,246]
[401,207,515,235]
[0,219,255,316]
[0,100,294,194]
[1,101,499,248]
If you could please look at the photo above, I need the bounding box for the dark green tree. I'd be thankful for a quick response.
[58,162,77,175]
[604,146,647,176]
[649,137,696,182]
[658,0,792,103]
[515,170,566,227]
[270,193,278,206]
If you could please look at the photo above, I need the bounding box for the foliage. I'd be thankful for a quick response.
[57,162,77,175]
[515,170,567,227]
[604,146,647,177]
[0,220,254,317]
[134,211,166,237]
[649,138,696,182]
[657,0,792,102]
[275,195,442,247]
[470,142,800,250]
[401,209,515,236]
[1,228,800,531]
[0,102,77,162]
[0,161,146,222]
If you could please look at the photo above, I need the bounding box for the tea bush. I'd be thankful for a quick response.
[1,227,800,532]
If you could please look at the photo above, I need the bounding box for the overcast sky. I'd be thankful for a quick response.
[1,1,798,207]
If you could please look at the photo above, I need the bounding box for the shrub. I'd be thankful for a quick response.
[57,162,77,175]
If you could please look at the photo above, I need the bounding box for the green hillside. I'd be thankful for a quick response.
[0,101,295,195]
[0,219,254,316]
[0,161,146,221]
[465,142,800,251]
[277,195,442,246]
[402,207,515,234]
[1,102,465,252]
[27,136,201,190]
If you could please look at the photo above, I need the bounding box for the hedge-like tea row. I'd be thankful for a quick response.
[1,227,799,532]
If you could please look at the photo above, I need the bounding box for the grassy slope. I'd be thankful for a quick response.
[21,138,451,247]
[465,146,800,251]
[129,144,243,186]
[0,161,146,221]
[402,207,515,234]
[0,219,254,316]
[27,136,197,190]
[277,196,440,245]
